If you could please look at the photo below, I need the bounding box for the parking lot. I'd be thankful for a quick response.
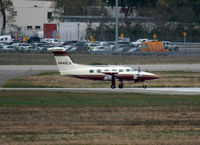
[1,37,200,56]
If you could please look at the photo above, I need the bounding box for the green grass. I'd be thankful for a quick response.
[2,129,200,142]
[34,71,59,76]
[3,71,200,88]
[0,91,200,107]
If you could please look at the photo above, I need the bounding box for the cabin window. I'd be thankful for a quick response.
[112,69,117,72]
[105,69,109,72]
[126,69,130,72]
[89,70,94,73]
[97,69,101,73]
[119,69,123,72]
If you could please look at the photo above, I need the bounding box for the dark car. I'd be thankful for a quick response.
[62,40,81,46]
[27,37,40,43]
[62,40,86,51]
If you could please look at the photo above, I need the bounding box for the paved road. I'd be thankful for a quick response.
[0,87,200,95]
[1,64,200,71]
[0,64,200,87]
[0,70,45,87]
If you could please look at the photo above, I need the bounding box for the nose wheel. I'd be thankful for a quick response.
[118,79,124,89]
[143,81,147,89]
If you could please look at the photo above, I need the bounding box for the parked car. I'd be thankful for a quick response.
[42,38,63,46]
[62,45,78,52]
[2,45,17,51]
[92,46,106,52]
[12,43,31,50]
[161,41,179,51]
[0,45,3,50]
[62,40,81,46]
[26,46,40,52]
[113,44,130,54]
[27,36,40,43]
[0,35,12,43]
[132,39,149,47]
[127,47,140,54]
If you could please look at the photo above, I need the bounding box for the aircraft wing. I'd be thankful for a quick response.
[102,72,118,75]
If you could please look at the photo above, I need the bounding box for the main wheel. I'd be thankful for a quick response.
[118,84,123,89]
[175,47,179,51]
[143,85,147,89]
[111,85,116,89]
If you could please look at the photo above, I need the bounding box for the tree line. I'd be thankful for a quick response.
[53,0,200,41]
[1,0,200,41]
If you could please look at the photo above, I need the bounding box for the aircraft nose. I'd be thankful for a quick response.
[141,72,159,80]
[150,73,159,79]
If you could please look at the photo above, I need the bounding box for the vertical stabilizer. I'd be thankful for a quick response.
[48,47,76,75]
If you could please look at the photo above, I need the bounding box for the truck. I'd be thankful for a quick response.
[141,41,169,52]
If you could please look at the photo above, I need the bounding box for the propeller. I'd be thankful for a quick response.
[138,66,140,73]
[136,66,142,81]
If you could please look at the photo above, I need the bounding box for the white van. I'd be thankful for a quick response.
[0,35,12,43]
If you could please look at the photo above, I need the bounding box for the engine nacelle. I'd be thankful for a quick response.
[104,75,112,81]
[134,78,144,82]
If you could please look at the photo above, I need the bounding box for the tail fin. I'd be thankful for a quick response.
[48,47,76,75]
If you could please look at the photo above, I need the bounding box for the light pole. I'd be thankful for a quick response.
[77,23,80,41]
[115,0,119,49]
[183,32,187,56]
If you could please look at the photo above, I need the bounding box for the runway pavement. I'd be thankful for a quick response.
[1,64,200,71]
[0,87,200,95]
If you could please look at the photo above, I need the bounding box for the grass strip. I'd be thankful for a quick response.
[0,91,199,107]
[3,71,200,88]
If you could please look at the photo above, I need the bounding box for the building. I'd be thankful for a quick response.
[12,0,56,36]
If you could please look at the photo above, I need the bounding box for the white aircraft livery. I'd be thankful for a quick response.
[48,47,158,88]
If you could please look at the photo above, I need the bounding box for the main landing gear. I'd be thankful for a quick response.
[110,76,124,89]
[110,77,147,89]
[111,75,116,89]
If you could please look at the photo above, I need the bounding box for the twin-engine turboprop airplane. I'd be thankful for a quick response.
[48,47,158,88]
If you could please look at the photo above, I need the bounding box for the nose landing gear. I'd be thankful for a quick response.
[143,81,147,89]
[118,80,123,89]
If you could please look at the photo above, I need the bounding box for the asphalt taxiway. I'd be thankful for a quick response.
[0,87,200,95]
[0,65,200,95]
[0,64,200,87]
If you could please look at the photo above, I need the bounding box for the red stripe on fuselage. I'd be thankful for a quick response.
[118,75,133,80]
[53,51,67,56]
[140,75,158,80]
[69,74,158,81]
[72,75,105,81]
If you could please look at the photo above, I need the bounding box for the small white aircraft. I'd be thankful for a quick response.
[48,47,158,88]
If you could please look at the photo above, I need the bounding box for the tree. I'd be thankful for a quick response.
[148,0,200,24]
[0,0,16,35]
[103,0,157,25]
[54,0,107,21]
